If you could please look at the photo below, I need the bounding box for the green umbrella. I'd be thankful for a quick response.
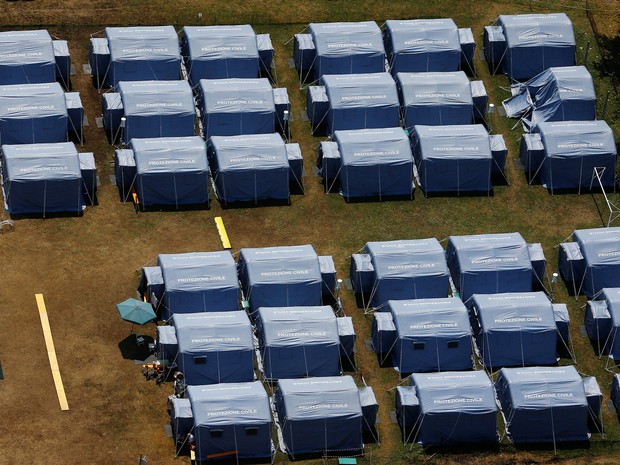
[116,298,157,330]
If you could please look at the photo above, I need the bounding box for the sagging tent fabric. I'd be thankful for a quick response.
[446,232,533,302]
[104,26,180,86]
[158,251,240,320]
[181,25,260,85]
[0,82,68,145]
[572,227,620,297]
[174,312,254,385]
[408,371,498,446]
[322,73,400,134]
[386,298,473,373]
[130,137,209,208]
[1,142,83,215]
[332,127,414,200]
[495,366,590,444]
[496,14,576,80]
[238,245,323,314]
[207,133,289,204]
[411,124,493,194]
[0,30,56,85]
[274,376,364,457]
[532,121,617,193]
[255,306,341,380]
[468,292,559,368]
[187,382,272,461]
[308,22,385,81]
[364,239,449,308]
[199,78,275,139]
[384,19,462,74]
[586,288,620,360]
[397,71,474,128]
[118,80,195,144]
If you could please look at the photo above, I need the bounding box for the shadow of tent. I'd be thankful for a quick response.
[118,333,154,361]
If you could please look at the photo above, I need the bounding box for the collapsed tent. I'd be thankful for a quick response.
[207,133,290,204]
[187,382,272,461]
[485,14,576,80]
[1,142,85,215]
[0,30,56,85]
[173,311,254,385]
[446,232,535,301]
[158,251,240,320]
[255,306,341,380]
[0,82,68,145]
[411,124,493,195]
[127,137,209,208]
[495,366,592,444]
[585,288,620,360]
[468,292,560,368]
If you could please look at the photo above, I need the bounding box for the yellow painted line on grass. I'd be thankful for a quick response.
[35,294,69,411]
[214,216,231,249]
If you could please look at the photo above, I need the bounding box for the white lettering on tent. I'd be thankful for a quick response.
[276,331,328,337]
[135,102,183,108]
[19,166,69,173]
[493,317,543,324]
[186,314,238,319]
[404,39,449,45]
[223,137,272,142]
[191,337,241,343]
[398,20,450,26]
[201,46,247,52]
[177,276,226,282]
[402,300,451,306]
[598,251,620,258]
[471,257,518,264]
[516,369,565,375]
[488,295,537,300]
[170,254,222,259]
[425,374,477,380]
[557,143,604,149]
[352,150,399,157]
[327,42,372,48]
[292,379,343,385]
[523,392,573,400]
[0,52,44,59]
[229,156,277,163]
[409,323,458,330]
[341,94,387,102]
[386,263,435,270]
[414,93,461,99]
[260,270,310,277]
[379,242,431,248]
[558,88,583,93]
[319,24,367,29]
[207,409,257,416]
[254,248,305,255]
[215,99,265,105]
[148,159,197,166]
[1,32,41,37]
[201,385,253,392]
[433,146,480,152]
[7,105,55,112]
[298,403,348,411]
[462,236,514,242]
[271,309,324,314]
[518,33,563,40]
[121,48,169,53]
[433,397,482,404]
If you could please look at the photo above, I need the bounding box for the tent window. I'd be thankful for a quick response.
[413,342,425,351]
[193,355,207,365]
[209,429,223,438]
[447,340,459,349]
[245,427,259,436]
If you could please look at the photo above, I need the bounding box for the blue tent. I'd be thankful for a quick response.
[397,71,474,128]
[207,133,289,204]
[571,227,620,297]
[0,30,56,85]
[114,148,136,201]
[156,325,177,362]
[1,142,84,216]
[237,245,323,314]
[0,83,68,145]
[274,376,364,457]
[468,292,559,368]
[174,311,254,385]
[118,80,195,144]
[130,137,209,208]
[309,22,385,81]
[612,374,620,417]
[199,78,275,139]
[170,397,193,455]
[446,232,533,301]
[333,127,414,200]
[363,239,449,308]
[532,121,617,193]
[89,38,110,89]
[187,382,272,461]
[495,14,576,80]
[411,124,493,195]
[105,26,180,86]
[181,25,260,85]
[385,298,473,373]
[322,73,400,134]
[255,306,341,380]
[407,371,498,446]
[384,19,461,74]
[495,366,590,444]
[585,288,620,360]
[158,251,239,320]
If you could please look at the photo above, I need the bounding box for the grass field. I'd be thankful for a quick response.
[0,0,619,464]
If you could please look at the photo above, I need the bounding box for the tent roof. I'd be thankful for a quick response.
[208,133,288,172]
[257,305,339,347]
[131,136,208,174]
[365,239,449,280]
[105,26,180,62]
[602,288,620,323]
[0,30,55,67]
[471,292,556,332]
[537,121,616,158]
[498,13,575,48]
[182,25,258,60]
[0,82,66,118]
[158,251,238,294]
[309,21,384,58]
[321,73,399,110]
[388,298,471,338]
[385,19,460,54]
[413,124,492,160]
[574,227,620,267]
[118,80,195,117]
[2,142,80,181]
[448,232,531,272]
[334,127,413,167]
[239,245,322,286]
[527,66,596,102]
[200,78,275,114]
[396,71,472,107]
[173,311,252,353]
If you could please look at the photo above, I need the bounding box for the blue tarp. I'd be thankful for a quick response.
[174,312,254,385]
[333,127,414,200]
[446,232,533,301]
[0,82,67,145]
[255,306,341,380]
[188,382,272,461]
[105,26,180,86]
[207,133,289,204]
[158,251,239,320]
[309,22,385,80]
[411,124,493,194]
[384,19,462,74]
[118,80,195,144]
[1,142,83,215]
[322,73,400,134]
[237,245,322,314]
[496,14,576,80]
[495,366,590,443]
[131,137,209,207]
[469,292,559,368]
[181,25,260,85]
[573,227,620,297]
[0,30,56,85]
[409,371,498,446]
[274,376,364,457]
[199,78,275,139]
[397,71,474,128]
